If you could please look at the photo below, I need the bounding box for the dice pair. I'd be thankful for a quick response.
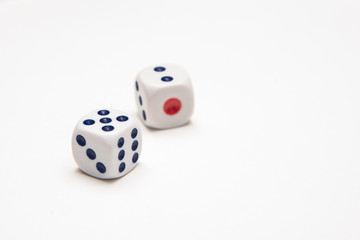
[72,64,194,179]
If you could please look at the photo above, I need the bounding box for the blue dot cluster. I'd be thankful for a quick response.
[75,109,135,175]
[154,66,173,82]
[82,110,129,132]
[135,82,147,121]
[131,128,139,163]
[76,134,106,174]
[116,127,140,173]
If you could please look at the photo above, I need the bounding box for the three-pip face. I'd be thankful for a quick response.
[135,64,194,129]
[71,109,142,179]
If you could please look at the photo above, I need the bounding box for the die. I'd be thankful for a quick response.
[135,64,194,129]
[71,109,142,179]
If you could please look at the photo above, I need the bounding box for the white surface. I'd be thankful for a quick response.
[0,0,359,239]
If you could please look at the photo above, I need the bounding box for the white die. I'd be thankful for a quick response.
[135,64,194,129]
[71,109,142,179]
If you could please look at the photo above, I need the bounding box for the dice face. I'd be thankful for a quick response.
[135,64,194,129]
[71,109,142,179]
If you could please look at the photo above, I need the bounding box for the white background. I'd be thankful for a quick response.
[0,0,359,239]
